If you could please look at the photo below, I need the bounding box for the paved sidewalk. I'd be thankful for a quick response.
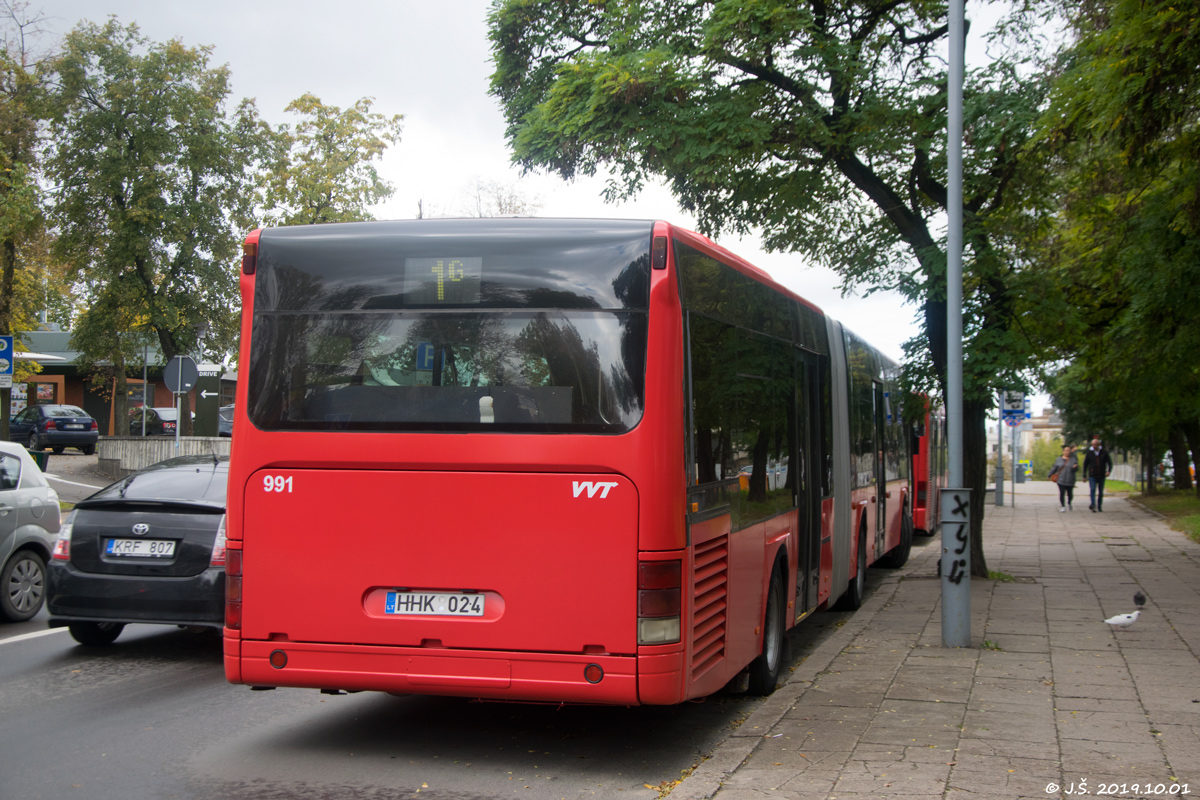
[675,484,1200,799]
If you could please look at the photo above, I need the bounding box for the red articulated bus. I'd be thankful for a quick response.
[223,218,912,705]
[910,401,947,538]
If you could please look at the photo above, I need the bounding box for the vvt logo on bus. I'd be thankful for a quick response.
[572,480,618,499]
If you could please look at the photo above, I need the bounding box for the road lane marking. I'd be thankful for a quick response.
[0,627,68,646]
[44,473,106,489]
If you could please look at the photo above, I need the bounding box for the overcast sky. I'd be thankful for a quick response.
[39,0,998,377]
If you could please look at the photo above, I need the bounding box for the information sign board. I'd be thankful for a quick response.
[0,335,11,389]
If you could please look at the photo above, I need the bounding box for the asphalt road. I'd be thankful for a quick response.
[39,451,113,505]
[0,616,790,800]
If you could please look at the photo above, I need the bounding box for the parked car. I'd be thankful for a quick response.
[129,407,185,436]
[9,404,99,455]
[0,440,62,622]
[217,404,234,437]
[47,454,228,645]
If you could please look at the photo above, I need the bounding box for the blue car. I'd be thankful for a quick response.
[9,404,99,455]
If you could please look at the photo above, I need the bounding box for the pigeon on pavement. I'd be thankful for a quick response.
[1134,590,1146,608]
[1104,610,1140,628]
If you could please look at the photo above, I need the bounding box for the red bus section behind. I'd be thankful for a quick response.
[224,218,911,705]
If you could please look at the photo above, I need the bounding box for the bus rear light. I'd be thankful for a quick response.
[584,663,603,684]
[242,241,258,275]
[638,589,680,617]
[269,650,288,669]
[638,617,681,644]
[638,560,681,645]
[638,561,680,590]
[225,546,242,630]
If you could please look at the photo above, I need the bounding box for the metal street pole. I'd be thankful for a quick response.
[942,0,971,648]
[995,402,1004,506]
[142,342,148,437]
[1011,421,1017,507]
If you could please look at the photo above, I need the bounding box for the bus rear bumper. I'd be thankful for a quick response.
[233,640,649,705]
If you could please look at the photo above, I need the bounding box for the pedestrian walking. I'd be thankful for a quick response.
[1082,437,1113,511]
[1050,444,1078,511]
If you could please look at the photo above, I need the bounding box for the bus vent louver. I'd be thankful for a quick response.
[691,534,729,680]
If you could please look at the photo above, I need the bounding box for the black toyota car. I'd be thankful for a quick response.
[47,454,228,646]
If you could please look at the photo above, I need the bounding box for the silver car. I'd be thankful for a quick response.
[217,404,234,437]
[0,440,62,621]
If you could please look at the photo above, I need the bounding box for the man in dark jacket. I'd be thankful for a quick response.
[1083,437,1114,512]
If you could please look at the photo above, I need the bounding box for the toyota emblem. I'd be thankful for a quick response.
[131,523,150,536]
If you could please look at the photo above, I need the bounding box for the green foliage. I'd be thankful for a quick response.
[1035,0,1200,454]
[489,0,1068,576]
[1030,436,1066,482]
[262,93,403,226]
[1133,489,1200,544]
[47,19,267,380]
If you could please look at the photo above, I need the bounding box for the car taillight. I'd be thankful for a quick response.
[44,420,56,430]
[90,420,98,431]
[210,515,227,567]
[225,545,242,630]
[52,512,75,561]
[638,560,681,645]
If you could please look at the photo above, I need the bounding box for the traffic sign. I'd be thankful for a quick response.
[1000,390,1024,421]
[164,356,199,394]
[0,335,11,389]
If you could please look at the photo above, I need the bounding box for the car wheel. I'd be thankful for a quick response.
[26,431,39,450]
[52,447,65,455]
[0,550,47,622]
[68,621,125,646]
[81,445,96,456]
[748,564,786,696]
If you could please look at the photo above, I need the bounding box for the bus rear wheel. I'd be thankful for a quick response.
[748,565,786,696]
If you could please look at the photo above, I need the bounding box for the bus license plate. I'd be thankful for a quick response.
[385,591,485,617]
[106,539,176,558]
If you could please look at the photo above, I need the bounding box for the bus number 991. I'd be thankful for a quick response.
[264,475,293,493]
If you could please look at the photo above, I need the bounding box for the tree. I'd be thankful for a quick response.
[461,176,543,217]
[1035,0,1200,496]
[0,1,55,438]
[489,0,1063,575]
[47,19,267,433]
[262,93,403,225]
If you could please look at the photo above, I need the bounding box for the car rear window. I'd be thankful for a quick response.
[86,460,229,505]
[46,406,87,417]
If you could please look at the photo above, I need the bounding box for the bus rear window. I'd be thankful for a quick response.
[245,219,652,433]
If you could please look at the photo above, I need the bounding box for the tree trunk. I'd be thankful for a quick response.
[180,391,193,437]
[1168,425,1193,490]
[112,353,129,433]
[1145,436,1156,495]
[963,397,990,578]
[1181,418,1200,499]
